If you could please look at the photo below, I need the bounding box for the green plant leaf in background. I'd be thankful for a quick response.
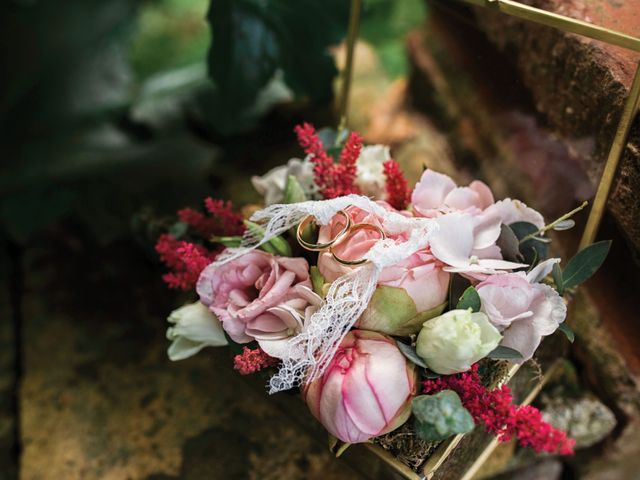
[207,0,350,134]
[456,286,481,313]
[360,0,427,78]
[562,240,612,290]
[412,390,475,442]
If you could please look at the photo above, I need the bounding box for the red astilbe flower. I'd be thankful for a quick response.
[155,234,217,290]
[233,347,280,375]
[294,123,361,199]
[178,198,245,238]
[422,364,575,455]
[383,159,411,210]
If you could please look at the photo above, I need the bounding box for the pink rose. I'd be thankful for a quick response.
[483,198,545,229]
[476,272,566,361]
[377,250,449,313]
[197,250,312,344]
[355,250,450,335]
[316,206,449,334]
[411,169,494,218]
[317,205,389,282]
[303,330,416,443]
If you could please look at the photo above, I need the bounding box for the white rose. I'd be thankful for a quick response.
[166,302,227,361]
[416,309,502,374]
[355,145,391,199]
[251,157,316,205]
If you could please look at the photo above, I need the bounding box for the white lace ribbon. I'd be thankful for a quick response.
[210,195,437,393]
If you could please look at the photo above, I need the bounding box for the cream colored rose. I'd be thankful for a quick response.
[166,302,228,361]
[355,145,391,199]
[416,309,502,374]
[251,157,316,205]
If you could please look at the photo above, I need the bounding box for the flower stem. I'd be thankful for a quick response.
[519,201,588,244]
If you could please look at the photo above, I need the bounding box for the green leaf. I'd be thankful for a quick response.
[552,263,564,296]
[558,323,575,343]
[448,274,471,314]
[283,175,307,204]
[396,341,428,369]
[211,235,243,248]
[562,241,612,290]
[206,0,349,134]
[310,266,325,297]
[510,221,548,266]
[487,345,524,360]
[243,220,292,256]
[456,287,481,313]
[412,391,475,441]
[496,224,523,262]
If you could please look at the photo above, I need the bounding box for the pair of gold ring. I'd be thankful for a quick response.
[295,210,385,266]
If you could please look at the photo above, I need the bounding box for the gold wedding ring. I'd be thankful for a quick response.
[330,223,386,266]
[296,210,351,252]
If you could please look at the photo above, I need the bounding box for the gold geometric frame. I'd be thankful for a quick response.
[338,0,640,478]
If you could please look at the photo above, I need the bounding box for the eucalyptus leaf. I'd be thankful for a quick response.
[456,287,481,313]
[558,323,575,343]
[562,241,611,290]
[412,391,475,442]
[553,219,575,231]
[396,341,428,369]
[510,221,548,266]
[496,224,522,262]
[487,345,524,360]
[448,275,471,314]
[552,263,564,296]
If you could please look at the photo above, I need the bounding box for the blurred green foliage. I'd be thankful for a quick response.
[0,0,426,248]
[130,0,210,80]
[361,0,427,78]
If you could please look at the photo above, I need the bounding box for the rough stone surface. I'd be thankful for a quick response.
[470,0,640,257]
[18,235,363,480]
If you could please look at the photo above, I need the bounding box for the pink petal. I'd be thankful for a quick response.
[412,170,456,215]
[430,214,475,267]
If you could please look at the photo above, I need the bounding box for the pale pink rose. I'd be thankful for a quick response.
[429,213,527,277]
[303,330,416,443]
[476,272,566,361]
[317,204,390,282]
[376,250,449,313]
[411,169,494,218]
[247,285,322,359]
[317,206,448,331]
[196,250,312,344]
[483,198,545,229]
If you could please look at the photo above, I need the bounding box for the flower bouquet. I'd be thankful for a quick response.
[157,123,610,476]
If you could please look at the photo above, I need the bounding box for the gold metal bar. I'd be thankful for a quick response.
[451,0,640,52]
[363,443,423,480]
[579,62,640,248]
[337,0,362,123]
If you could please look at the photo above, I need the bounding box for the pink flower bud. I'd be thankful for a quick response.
[303,330,416,443]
